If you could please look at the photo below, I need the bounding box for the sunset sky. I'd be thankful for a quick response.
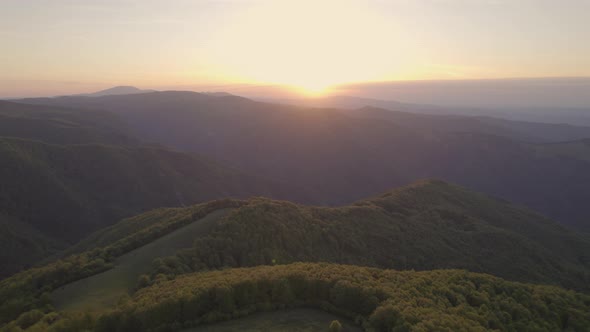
[1,0,589,97]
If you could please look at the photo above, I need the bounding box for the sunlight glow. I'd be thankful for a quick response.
[207,0,413,95]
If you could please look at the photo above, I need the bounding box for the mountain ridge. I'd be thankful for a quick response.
[14,92,590,230]
[72,86,155,97]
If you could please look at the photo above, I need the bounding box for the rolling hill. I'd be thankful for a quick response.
[0,99,314,278]
[39,180,590,314]
[534,138,590,162]
[16,92,590,230]
[269,93,590,127]
[338,105,590,143]
[0,137,306,278]
[2,180,589,331]
[139,180,590,291]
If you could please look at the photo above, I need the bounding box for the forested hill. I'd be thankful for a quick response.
[0,99,317,279]
[40,180,590,293]
[2,180,589,331]
[0,137,307,278]
[97,263,590,332]
[142,179,590,291]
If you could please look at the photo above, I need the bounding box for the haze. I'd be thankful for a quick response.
[1,0,590,101]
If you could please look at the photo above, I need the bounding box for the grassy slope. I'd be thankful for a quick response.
[0,200,244,327]
[61,206,211,256]
[51,209,231,312]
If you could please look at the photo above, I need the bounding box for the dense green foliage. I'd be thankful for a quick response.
[145,181,590,292]
[329,320,343,332]
[185,309,361,332]
[2,181,590,331]
[90,264,590,331]
[0,200,242,326]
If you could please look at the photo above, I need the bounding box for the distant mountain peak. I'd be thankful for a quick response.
[76,86,155,97]
[201,91,235,97]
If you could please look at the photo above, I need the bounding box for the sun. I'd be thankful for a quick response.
[207,0,406,92]
[292,82,332,97]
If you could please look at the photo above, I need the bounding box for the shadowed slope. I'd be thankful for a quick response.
[17,92,590,230]
[0,100,135,145]
[0,136,307,278]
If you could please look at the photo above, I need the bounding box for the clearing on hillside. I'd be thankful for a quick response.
[51,209,230,311]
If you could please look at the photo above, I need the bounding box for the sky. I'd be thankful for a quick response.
[1,0,590,97]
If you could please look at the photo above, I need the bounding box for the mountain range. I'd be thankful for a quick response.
[17,91,590,230]
[2,88,590,331]
[268,94,590,127]
[71,86,154,97]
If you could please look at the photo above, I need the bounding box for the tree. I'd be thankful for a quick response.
[329,320,342,332]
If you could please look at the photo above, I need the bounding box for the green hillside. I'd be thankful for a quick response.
[101,263,590,332]
[51,209,231,312]
[1,180,590,331]
[143,180,590,292]
[29,180,589,311]
[0,200,242,326]
[10,263,590,332]
[0,137,304,278]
